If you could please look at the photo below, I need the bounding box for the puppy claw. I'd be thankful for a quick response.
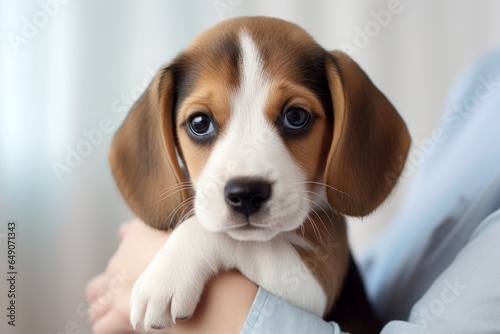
[129,304,144,330]
[150,324,166,330]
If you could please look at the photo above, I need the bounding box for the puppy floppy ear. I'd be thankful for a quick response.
[324,51,411,216]
[109,67,187,230]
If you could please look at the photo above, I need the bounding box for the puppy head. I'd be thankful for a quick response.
[109,17,410,241]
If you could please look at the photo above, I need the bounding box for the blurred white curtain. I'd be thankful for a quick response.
[1,1,499,332]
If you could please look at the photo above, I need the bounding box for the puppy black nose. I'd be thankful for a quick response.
[225,178,271,216]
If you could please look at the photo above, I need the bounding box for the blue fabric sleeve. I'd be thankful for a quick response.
[241,287,346,334]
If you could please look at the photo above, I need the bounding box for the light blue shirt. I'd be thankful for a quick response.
[241,49,500,334]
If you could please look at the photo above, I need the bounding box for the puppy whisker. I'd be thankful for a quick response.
[178,208,196,229]
[293,191,337,245]
[157,182,193,196]
[298,198,333,245]
[302,199,342,248]
[293,189,334,217]
[164,197,195,229]
[169,199,195,229]
[157,184,194,203]
[296,206,323,246]
[292,181,356,200]
[296,196,336,241]
[294,192,335,227]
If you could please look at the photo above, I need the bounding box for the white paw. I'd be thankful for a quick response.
[129,254,205,331]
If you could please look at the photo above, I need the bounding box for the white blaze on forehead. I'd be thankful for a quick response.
[229,31,273,142]
[237,31,269,107]
[219,31,278,175]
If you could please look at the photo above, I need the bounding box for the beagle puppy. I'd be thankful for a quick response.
[109,16,410,333]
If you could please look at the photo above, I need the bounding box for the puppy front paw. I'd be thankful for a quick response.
[129,257,205,331]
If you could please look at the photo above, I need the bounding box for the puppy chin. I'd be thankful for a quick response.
[196,213,281,242]
[226,228,280,242]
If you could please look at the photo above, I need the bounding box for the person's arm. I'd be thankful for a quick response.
[87,205,500,334]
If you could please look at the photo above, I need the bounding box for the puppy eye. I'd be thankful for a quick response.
[283,107,310,130]
[188,113,215,136]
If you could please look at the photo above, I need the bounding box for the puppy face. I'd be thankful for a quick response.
[174,24,333,241]
[109,17,411,239]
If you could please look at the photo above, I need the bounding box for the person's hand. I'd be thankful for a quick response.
[86,218,170,333]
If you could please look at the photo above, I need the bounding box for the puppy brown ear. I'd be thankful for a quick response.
[109,67,187,230]
[324,51,411,216]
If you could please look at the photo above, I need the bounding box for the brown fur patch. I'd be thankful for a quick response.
[294,209,349,314]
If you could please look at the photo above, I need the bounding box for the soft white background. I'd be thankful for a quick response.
[0,0,499,333]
